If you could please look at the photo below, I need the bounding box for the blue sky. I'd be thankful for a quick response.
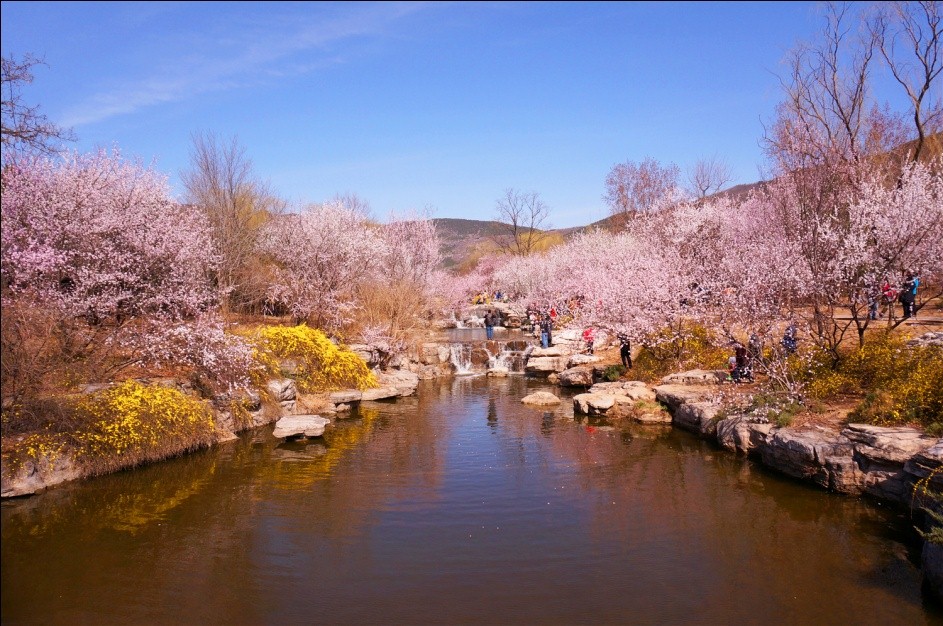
[0,1,891,227]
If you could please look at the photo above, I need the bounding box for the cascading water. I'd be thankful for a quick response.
[449,344,474,375]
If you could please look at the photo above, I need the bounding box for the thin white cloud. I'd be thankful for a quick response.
[62,2,431,127]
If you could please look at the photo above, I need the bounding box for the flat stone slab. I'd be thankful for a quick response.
[272,415,331,439]
[530,346,566,357]
[361,386,400,401]
[573,393,616,415]
[329,390,362,404]
[521,392,561,405]
[590,381,656,401]
[525,356,569,373]
[661,370,727,385]
[653,385,714,411]
[842,423,938,464]
[567,354,601,367]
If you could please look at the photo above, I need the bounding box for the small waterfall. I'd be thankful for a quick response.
[449,343,474,375]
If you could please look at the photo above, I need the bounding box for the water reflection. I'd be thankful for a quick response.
[2,377,938,625]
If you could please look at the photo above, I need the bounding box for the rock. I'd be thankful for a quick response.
[420,343,442,365]
[547,373,560,384]
[923,540,943,603]
[573,393,616,415]
[843,424,938,464]
[567,354,601,367]
[673,401,721,437]
[905,441,943,490]
[377,370,420,396]
[272,415,331,439]
[361,386,400,401]
[329,390,362,404]
[653,385,714,412]
[525,356,569,374]
[266,378,297,402]
[487,367,510,377]
[557,366,595,387]
[661,370,727,385]
[759,428,856,491]
[529,346,565,357]
[716,415,753,453]
[279,400,297,414]
[589,381,656,401]
[1,453,82,498]
[216,430,239,443]
[521,392,562,405]
[908,331,943,348]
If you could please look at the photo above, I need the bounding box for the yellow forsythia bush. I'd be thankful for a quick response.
[75,381,217,463]
[814,333,943,428]
[251,324,377,392]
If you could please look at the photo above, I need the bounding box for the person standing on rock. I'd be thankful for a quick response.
[618,333,632,368]
[485,310,495,340]
[540,314,553,349]
[582,326,595,355]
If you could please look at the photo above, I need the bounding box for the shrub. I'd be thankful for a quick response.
[808,332,943,428]
[632,321,729,381]
[250,324,377,392]
[72,381,217,473]
[602,364,626,382]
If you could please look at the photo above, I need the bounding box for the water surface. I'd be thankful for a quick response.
[2,376,937,624]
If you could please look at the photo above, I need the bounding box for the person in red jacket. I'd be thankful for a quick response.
[582,326,595,355]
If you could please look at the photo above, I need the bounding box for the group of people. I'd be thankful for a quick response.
[870,272,920,321]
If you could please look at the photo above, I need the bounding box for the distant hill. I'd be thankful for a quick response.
[433,133,941,271]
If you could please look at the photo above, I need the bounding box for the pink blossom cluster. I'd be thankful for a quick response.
[1,150,218,322]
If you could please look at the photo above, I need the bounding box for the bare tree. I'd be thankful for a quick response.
[872,1,943,164]
[331,191,373,218]
[1,54,73,162]
[603,157,680,229]
[493,188,552,256]
[180,131,284,314]
[686,156,733,200]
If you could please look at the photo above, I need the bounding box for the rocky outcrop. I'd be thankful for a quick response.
[521,392,561,406]
[656,383,940,504]
[0,453,82,498]
[272,415,331,439]
[907,331,943,348]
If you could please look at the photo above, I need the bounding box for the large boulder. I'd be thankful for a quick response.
[557,366,595,387]
[272,415,331,439]
[716,416,774,455]
[521,392,562,406]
